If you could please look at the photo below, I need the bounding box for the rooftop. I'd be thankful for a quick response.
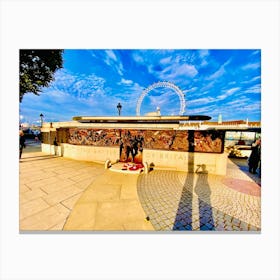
[72,115,211,124]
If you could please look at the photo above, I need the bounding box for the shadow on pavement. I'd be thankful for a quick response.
[229,158,261,186]
[20,155,59,162]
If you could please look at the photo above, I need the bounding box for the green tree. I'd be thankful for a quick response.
[19,49,64,102]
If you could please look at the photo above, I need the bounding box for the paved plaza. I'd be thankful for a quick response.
[19,141,261,231]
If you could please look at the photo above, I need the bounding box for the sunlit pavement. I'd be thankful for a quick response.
[137,159,260,231]
[19,143,260,231]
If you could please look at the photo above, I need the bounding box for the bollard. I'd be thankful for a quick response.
[105,160,111,169]
[144,162,149,174]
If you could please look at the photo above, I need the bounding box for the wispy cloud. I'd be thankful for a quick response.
[157,63,198,81]
[241,75,261,84]
[51,69,107,98]
[198,50,210,67]
[217,87,240,100]
[118,78,133,85]
[243,84,261,94]
[104,50,124,76]
[188,97,216,106]
[105,50,117,62]
[251,50,261,56]
[225,97,250,106]
[206,59,231,80]
[242,62,260,71]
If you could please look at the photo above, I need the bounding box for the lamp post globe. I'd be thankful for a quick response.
[40,113,44,128]
[117,103,122,116]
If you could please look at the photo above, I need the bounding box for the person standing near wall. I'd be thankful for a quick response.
[248,138,261,174]
[19,130,26,159]
[53,137,59,155]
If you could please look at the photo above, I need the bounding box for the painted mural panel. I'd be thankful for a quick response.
[67,129,224,160]
[68,128,121,146]
[143,130,188,151]
[194,131,224,153]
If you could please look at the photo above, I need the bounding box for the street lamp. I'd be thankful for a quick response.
[19,115,24,129]
[40,113,44,127]
[117,102,122,116]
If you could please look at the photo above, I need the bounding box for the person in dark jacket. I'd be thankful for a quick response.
[248,139,261,174]
[19,130,26,159]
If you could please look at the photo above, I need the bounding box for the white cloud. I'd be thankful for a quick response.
[157,63,198,81]
[251,50,261,56]
[242,62,260,71]
[198,50,210,67]
[132,52,145,64]
[243,84,261,94]
[242,102,261,111]
[226,97,249,106]
[199,50,209,58]
[207,59,231,80]
[183,87,198,95]
[217,87,240,100]
[207,65,225,80]
[104,50,117,62]
[200,81,215,92]
[104,50,124,76]
[187,105,216,115]
[119,78,133,85]
[249,76,261,82]
[188,97,216,106]
[51,69,107,99]
[160,56,172,65]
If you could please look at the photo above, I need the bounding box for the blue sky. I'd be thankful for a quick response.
[19,49,261,124]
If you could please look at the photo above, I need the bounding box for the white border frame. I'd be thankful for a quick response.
[1,0,279,279]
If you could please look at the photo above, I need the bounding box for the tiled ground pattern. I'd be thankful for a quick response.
[137,167,261,231]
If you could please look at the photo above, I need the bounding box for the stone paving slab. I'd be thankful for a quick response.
[63,171,154,231]
[19,149,106,231]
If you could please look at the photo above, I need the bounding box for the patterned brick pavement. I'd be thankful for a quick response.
[137,158,261,231]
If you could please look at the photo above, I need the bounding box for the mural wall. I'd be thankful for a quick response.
[65,128,225,163]
[194,131,224,153]
[68,129,121,146]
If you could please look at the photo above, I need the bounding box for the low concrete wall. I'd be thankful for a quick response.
[43,143,120,164]
[41,144,227,175]
[41,143,62,156]
[142,149,227,175]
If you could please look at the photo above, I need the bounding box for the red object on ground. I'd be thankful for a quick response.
[129,166,139,171]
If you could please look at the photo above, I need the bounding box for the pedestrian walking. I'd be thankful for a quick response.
[248,138,261,174]
[19,130,26,159]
